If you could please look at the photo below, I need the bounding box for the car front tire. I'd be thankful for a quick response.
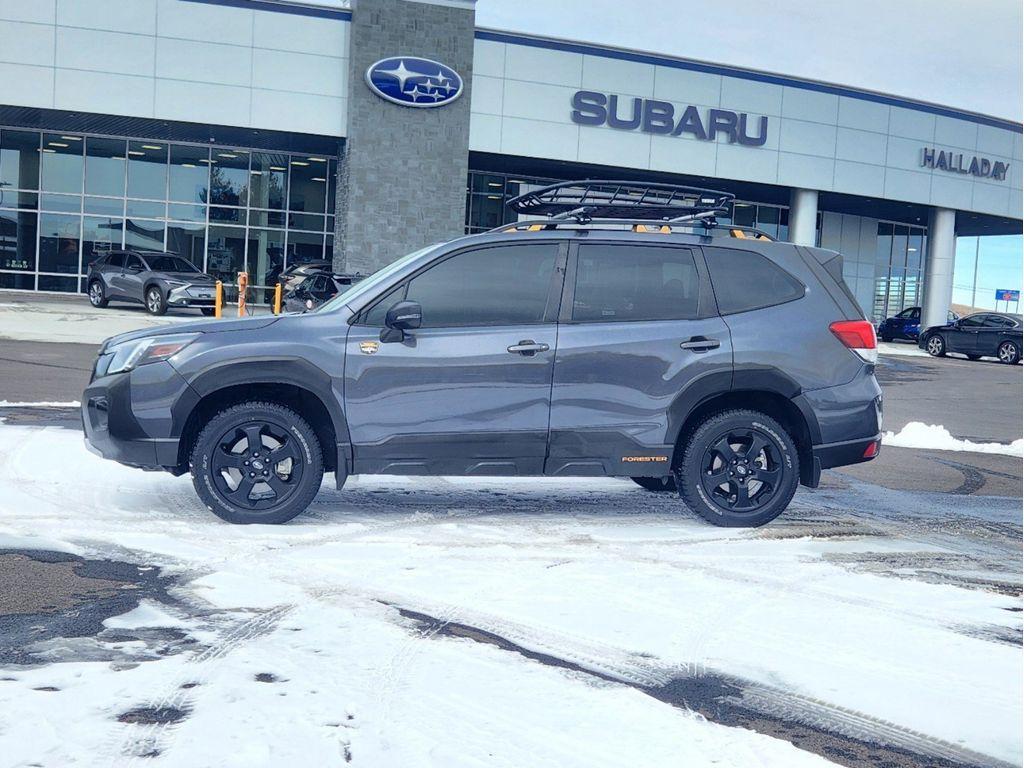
[676,409,799,528]
[631,475,677,492]
[190,401,324,524]
[998,340,1021,365]
[201,307,217,317]
[145,286,167,315]
[925,334,946,357]
[88,280,109,308]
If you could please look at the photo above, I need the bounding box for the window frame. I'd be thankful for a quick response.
[700,245,806,317]
[352,240,567,329]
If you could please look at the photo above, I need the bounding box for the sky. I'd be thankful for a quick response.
[954,236,1023,311]
[475,0,1023,121]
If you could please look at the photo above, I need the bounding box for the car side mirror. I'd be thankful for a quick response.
[380,300,422,343]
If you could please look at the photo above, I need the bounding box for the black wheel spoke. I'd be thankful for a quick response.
[706,465,729,484]
[268,441,300,464]
[700,426,785,515]
[752,466,781,487]
[710,436,736,461]
[213,445,245,470]
[243,425,263,455]
[231,476,256,506]
[743,434,769,461]
[733,482,750,506]
[266,474,291,495]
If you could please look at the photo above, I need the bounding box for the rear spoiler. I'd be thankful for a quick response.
[799,246,865,319]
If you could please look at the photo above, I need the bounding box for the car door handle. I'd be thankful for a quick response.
[680,336,721,352]
[507,340,549,356]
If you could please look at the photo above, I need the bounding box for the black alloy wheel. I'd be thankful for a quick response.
[677,409,799,527]
[191,402,323,524]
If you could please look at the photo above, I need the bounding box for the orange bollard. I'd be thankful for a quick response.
[237,272,248,318]
[214,280,223,318]
[273,282,282,315]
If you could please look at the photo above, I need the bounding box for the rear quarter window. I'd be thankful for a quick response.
[704,247,805,315]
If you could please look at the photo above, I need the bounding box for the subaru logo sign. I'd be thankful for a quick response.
[365,56,463,108]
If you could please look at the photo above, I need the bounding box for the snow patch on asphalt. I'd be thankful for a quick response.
[0,424,1020,766]
[884,421,1024,457]
[0,401,81,408]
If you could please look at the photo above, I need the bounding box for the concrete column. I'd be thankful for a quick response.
[334,0,475,275]
[921,207,956,330]
[787,188,818,246]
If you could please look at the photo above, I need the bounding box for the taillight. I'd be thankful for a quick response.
[830,320,878,364]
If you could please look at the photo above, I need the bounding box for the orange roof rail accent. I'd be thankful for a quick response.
[527,223,544,231]
[633,224,672,234]
[730,228,747,239]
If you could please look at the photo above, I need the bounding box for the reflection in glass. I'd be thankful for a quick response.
[288,212,325,232]
[41,134,84,194]
[126,200,166,219]
[128,141,167,200]
[83,215,123,265]
[125,218,165,251]
[206,225,246,286]
[168,203,207,223]
[39,213,81,274]
[248,209,286,228]
[0,129,41,191]
[288,157,326,213]
[167,222,206,267]
[209,149,249,207]
[85,196,124,216]
[85,137,126,197]
[0,210,37,271]
[40,193,82,213]
[247,228,285,303]
[285,230,324,268]
[249,153,287,210]
[169,145,210,203]
[209,206,246,224]
[37,274,78,293]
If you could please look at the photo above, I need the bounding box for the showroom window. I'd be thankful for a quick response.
[872,221,927,322]
[0,126,339,297]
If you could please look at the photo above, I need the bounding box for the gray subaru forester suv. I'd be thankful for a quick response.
[83,181,882,527]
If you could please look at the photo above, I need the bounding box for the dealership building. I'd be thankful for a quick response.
[0,0,1020,327]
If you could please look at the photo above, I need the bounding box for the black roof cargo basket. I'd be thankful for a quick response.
[506,180,734,222]
[496,179,775,240]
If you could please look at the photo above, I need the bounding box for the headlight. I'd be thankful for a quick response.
[164,280,188,287]
[106,333,200,374]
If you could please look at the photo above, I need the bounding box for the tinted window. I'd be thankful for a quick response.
[125,255,144,271]
[405,244,557,327]
[959,314,985,328]
[983,314,1016,328]
[572,244,699,322]
[897,307,917,319]
[148,255,199,272]
[361,284,406,327]
[107,252,125,268]
[705,247,804,315]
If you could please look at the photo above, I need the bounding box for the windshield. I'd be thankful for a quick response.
[315,243,442,314]
[149,255,200,273]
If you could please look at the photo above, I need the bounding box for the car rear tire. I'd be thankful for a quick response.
[676,409,799,528]
[145,286,167,316]
[631,475,677,492]
[201,307,217,317]
[190,401,323,525]
[87,280,109,308]
[925,334,946,357]
[998,340,1020,365]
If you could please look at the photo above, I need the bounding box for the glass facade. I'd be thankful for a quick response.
[0,127,337,296]
[872,221,927,321]
[465,170,789,239]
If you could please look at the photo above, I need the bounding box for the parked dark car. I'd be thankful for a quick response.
[83,181,881,528]
[283,271,364,313]
[280,260,332,292]
[87,250,217,316]
[877,306,958,342]
[919,312,1022,364]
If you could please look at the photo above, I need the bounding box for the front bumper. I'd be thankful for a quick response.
[167,283,216,308]
[82,361,197,471]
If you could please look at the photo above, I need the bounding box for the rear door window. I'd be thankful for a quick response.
[107,252,125,269]
[704,247,804,315]
[571,244,700,322]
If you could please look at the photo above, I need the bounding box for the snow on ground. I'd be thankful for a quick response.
[0,401,81,408]
[877,341,932,358]
[884,422,1024,457]
[0,424,1021,767]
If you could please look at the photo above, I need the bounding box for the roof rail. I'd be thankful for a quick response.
[491,218,775,240]
[506,179,734,223]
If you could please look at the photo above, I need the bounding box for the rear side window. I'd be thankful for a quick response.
[572,244,699,322]
[705,247,804,315]
[107,253,125,268]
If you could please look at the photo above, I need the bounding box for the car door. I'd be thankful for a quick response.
[112,253,147,301]
[101,252,126,296]
[344,241,564,475]
[546,241,731,477]
[977,314,1015,355]
[948,314,984,353]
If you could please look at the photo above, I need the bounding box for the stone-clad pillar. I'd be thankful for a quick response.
[334,0,475,275]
